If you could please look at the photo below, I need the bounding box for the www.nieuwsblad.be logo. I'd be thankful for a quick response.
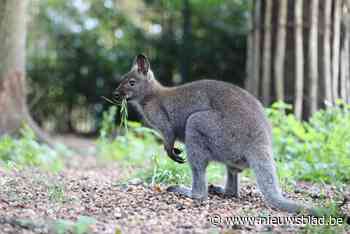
[208,214,349,226]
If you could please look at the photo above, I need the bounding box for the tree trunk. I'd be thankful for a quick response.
[0,0,53,144]
[262,0,272,105]
[245,2,254,94]
[341,7,350,101]
[274,0,287,101]
[252,0,261,97]
[308,0,319,114]
[294,0,304,119]
[0,0,28,135]
[332,0,342,102]
[323,0,333,105]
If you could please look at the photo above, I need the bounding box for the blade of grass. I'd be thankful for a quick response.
[119,98,128,133]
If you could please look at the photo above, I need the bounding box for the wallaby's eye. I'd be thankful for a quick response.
[129,79,136,86]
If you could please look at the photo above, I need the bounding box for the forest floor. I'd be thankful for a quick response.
[0,136,349,234]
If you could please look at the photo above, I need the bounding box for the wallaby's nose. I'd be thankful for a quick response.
[113,90,121,100]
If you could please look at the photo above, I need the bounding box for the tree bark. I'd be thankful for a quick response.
[0,0,28,135]
[262,0,272,105]
[252,0,261,97]
[0,0,53,145]
[344,7,350,102]
[273,1,287,101]
[340,39,348,101]
[245,1,254,94]
[294,0,304,119]
[341,7,350,101]
[308,0,319,114]
[332,0,342,102]
[323,0,333,105]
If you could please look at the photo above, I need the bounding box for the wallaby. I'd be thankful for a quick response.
[114,54,316,214]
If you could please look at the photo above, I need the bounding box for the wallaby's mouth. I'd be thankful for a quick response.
[113,90,131,102]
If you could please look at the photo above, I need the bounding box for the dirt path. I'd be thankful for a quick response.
[0,137,349,234]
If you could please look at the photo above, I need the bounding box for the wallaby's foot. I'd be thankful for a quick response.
[208,184,239,198]
[167,185,208,201]
[208,184,224,195]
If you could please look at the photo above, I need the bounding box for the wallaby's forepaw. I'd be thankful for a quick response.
[173,147,182,155]
[208,184,238,198]
[165,147,186,164]
[167,185,207,201]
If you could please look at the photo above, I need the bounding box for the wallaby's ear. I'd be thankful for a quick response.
[133,54,150,76]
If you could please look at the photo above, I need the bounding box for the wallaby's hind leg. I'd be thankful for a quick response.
[166,129,209,200]
[168,111,216,200]
[167,151,209,200]
[208,166,239,197]
[224,168,239,197]
[209,166,239,198]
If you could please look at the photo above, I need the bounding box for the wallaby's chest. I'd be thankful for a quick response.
[134,90,212,141]
[144,102,187,140]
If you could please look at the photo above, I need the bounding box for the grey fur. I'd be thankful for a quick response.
[114,54,315,214]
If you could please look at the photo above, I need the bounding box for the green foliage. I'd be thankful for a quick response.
[119,98,129,131]
[139,153,191,185]
[53,216,96,234]
[0,125,64,171]
[48,183,65,202]
[301,198,349,234]
[267,101,350,184]
[99,106,117,139]
[139,153,225,185]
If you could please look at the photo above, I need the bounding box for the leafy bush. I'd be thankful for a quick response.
[267,101,350,184]
[302,197,350,234]
[0,125,64,171]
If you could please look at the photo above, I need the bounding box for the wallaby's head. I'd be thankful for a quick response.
[114,54,157,102]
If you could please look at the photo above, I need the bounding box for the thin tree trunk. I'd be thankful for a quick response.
[245,1,254,93]
[323,0,333,105]
[262,0,272,105]
[252,0,261,97]
[309,0,319,114]
[344,8,350,102]
[341,9,350,101]
[294,0,304,119]
[343,0,350,103]
[332,0,342,102]
[340,42,348,101]
[274,0,287,101]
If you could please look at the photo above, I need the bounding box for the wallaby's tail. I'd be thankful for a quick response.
[245,145,315,214]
